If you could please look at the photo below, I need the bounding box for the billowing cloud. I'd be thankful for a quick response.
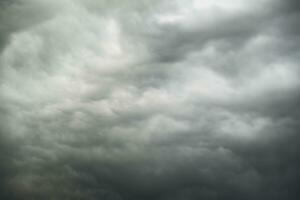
[0,0,299,199]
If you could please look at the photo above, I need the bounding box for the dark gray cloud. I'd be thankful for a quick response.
[0,0,300,199]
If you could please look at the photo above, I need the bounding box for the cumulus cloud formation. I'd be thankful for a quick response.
[0,0,299,199]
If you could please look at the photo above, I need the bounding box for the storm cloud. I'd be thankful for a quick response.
[0,0,300,199]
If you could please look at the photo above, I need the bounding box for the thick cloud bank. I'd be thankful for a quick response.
[0,0,300,199]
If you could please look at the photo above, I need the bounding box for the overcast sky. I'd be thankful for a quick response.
[0,0,300,199]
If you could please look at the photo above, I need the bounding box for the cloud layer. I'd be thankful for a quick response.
[0,0,300,199]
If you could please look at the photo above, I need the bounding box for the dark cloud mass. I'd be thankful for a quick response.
[0,0,300,199]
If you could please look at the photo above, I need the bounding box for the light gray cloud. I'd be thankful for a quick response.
[0,0,300,199]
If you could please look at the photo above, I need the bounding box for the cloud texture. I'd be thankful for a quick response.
[0,0,300,199]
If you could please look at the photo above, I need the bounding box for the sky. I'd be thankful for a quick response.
[0,0,300,199]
